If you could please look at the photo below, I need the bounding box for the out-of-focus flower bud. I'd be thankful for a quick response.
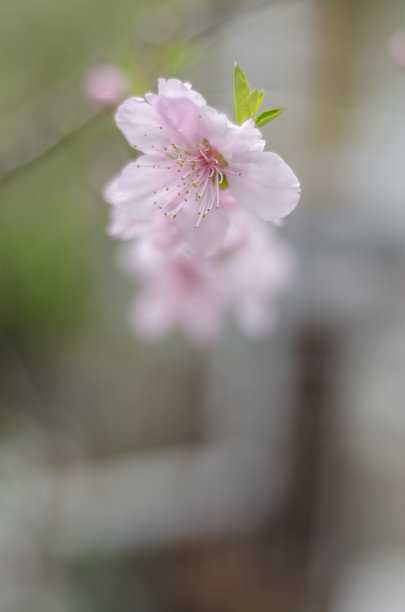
[388,28,405,71]
[83,64,129,108]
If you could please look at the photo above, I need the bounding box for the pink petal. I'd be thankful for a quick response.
[130,293,172,339]
[115,97,179,153]
[157,78,206,107]
[175,203,230,257]
[213,118,265,163]
[115,159,175,222]
[103,175,120,206]
[154,81,225,148]
[108,206,147,239]
[103,176,144,238]
[227,152,300,221]
[156,96,204,147]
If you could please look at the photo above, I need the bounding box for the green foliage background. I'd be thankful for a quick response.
[0,0,248,350]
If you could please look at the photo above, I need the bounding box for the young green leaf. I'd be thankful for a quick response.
[254,89,263,114]
[246,88,260,117]
[255,107,285,128]
[233,63,251,124]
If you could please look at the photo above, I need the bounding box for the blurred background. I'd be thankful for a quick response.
[1,0,405,610]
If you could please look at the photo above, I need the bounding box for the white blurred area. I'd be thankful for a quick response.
[0,335,292,609]
[1,0,405,610]
[331,552,405,612]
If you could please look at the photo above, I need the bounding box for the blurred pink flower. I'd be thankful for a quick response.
[119,201,293,343]
[388,28,405,71]
[83,64,129,108]
[104,175,146,239]
[109,78,300,255]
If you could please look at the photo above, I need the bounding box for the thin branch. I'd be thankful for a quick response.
[0,0,273,185]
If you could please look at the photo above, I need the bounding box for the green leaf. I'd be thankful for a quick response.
[245,88,264,117]
[233,64,281,125]
[233,63,251,124]
[246,88,259,116]
[255,107,285,127]
[254,89,263,114]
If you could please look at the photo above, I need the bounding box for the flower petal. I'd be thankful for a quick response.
[130,292,173,339]
[103,175,144,238]
[115,96,180,153]
[103,175,120,206]
[108,206,147,240]
[115,158,176,223]
[154,81,223,148]
[156,97,203,146]
[175,203,230,257]
[227,152,300,221]
[157,78,206,107]
[212,118,265,163]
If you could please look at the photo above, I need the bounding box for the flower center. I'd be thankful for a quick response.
[152,139,240,228]
[197,139,229,170]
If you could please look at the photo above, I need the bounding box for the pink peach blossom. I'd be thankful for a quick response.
[83,64,129,108]
[118,201,293,343]
[109,78,300,254]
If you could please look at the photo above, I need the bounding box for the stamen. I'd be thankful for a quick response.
[151,138,231,226]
